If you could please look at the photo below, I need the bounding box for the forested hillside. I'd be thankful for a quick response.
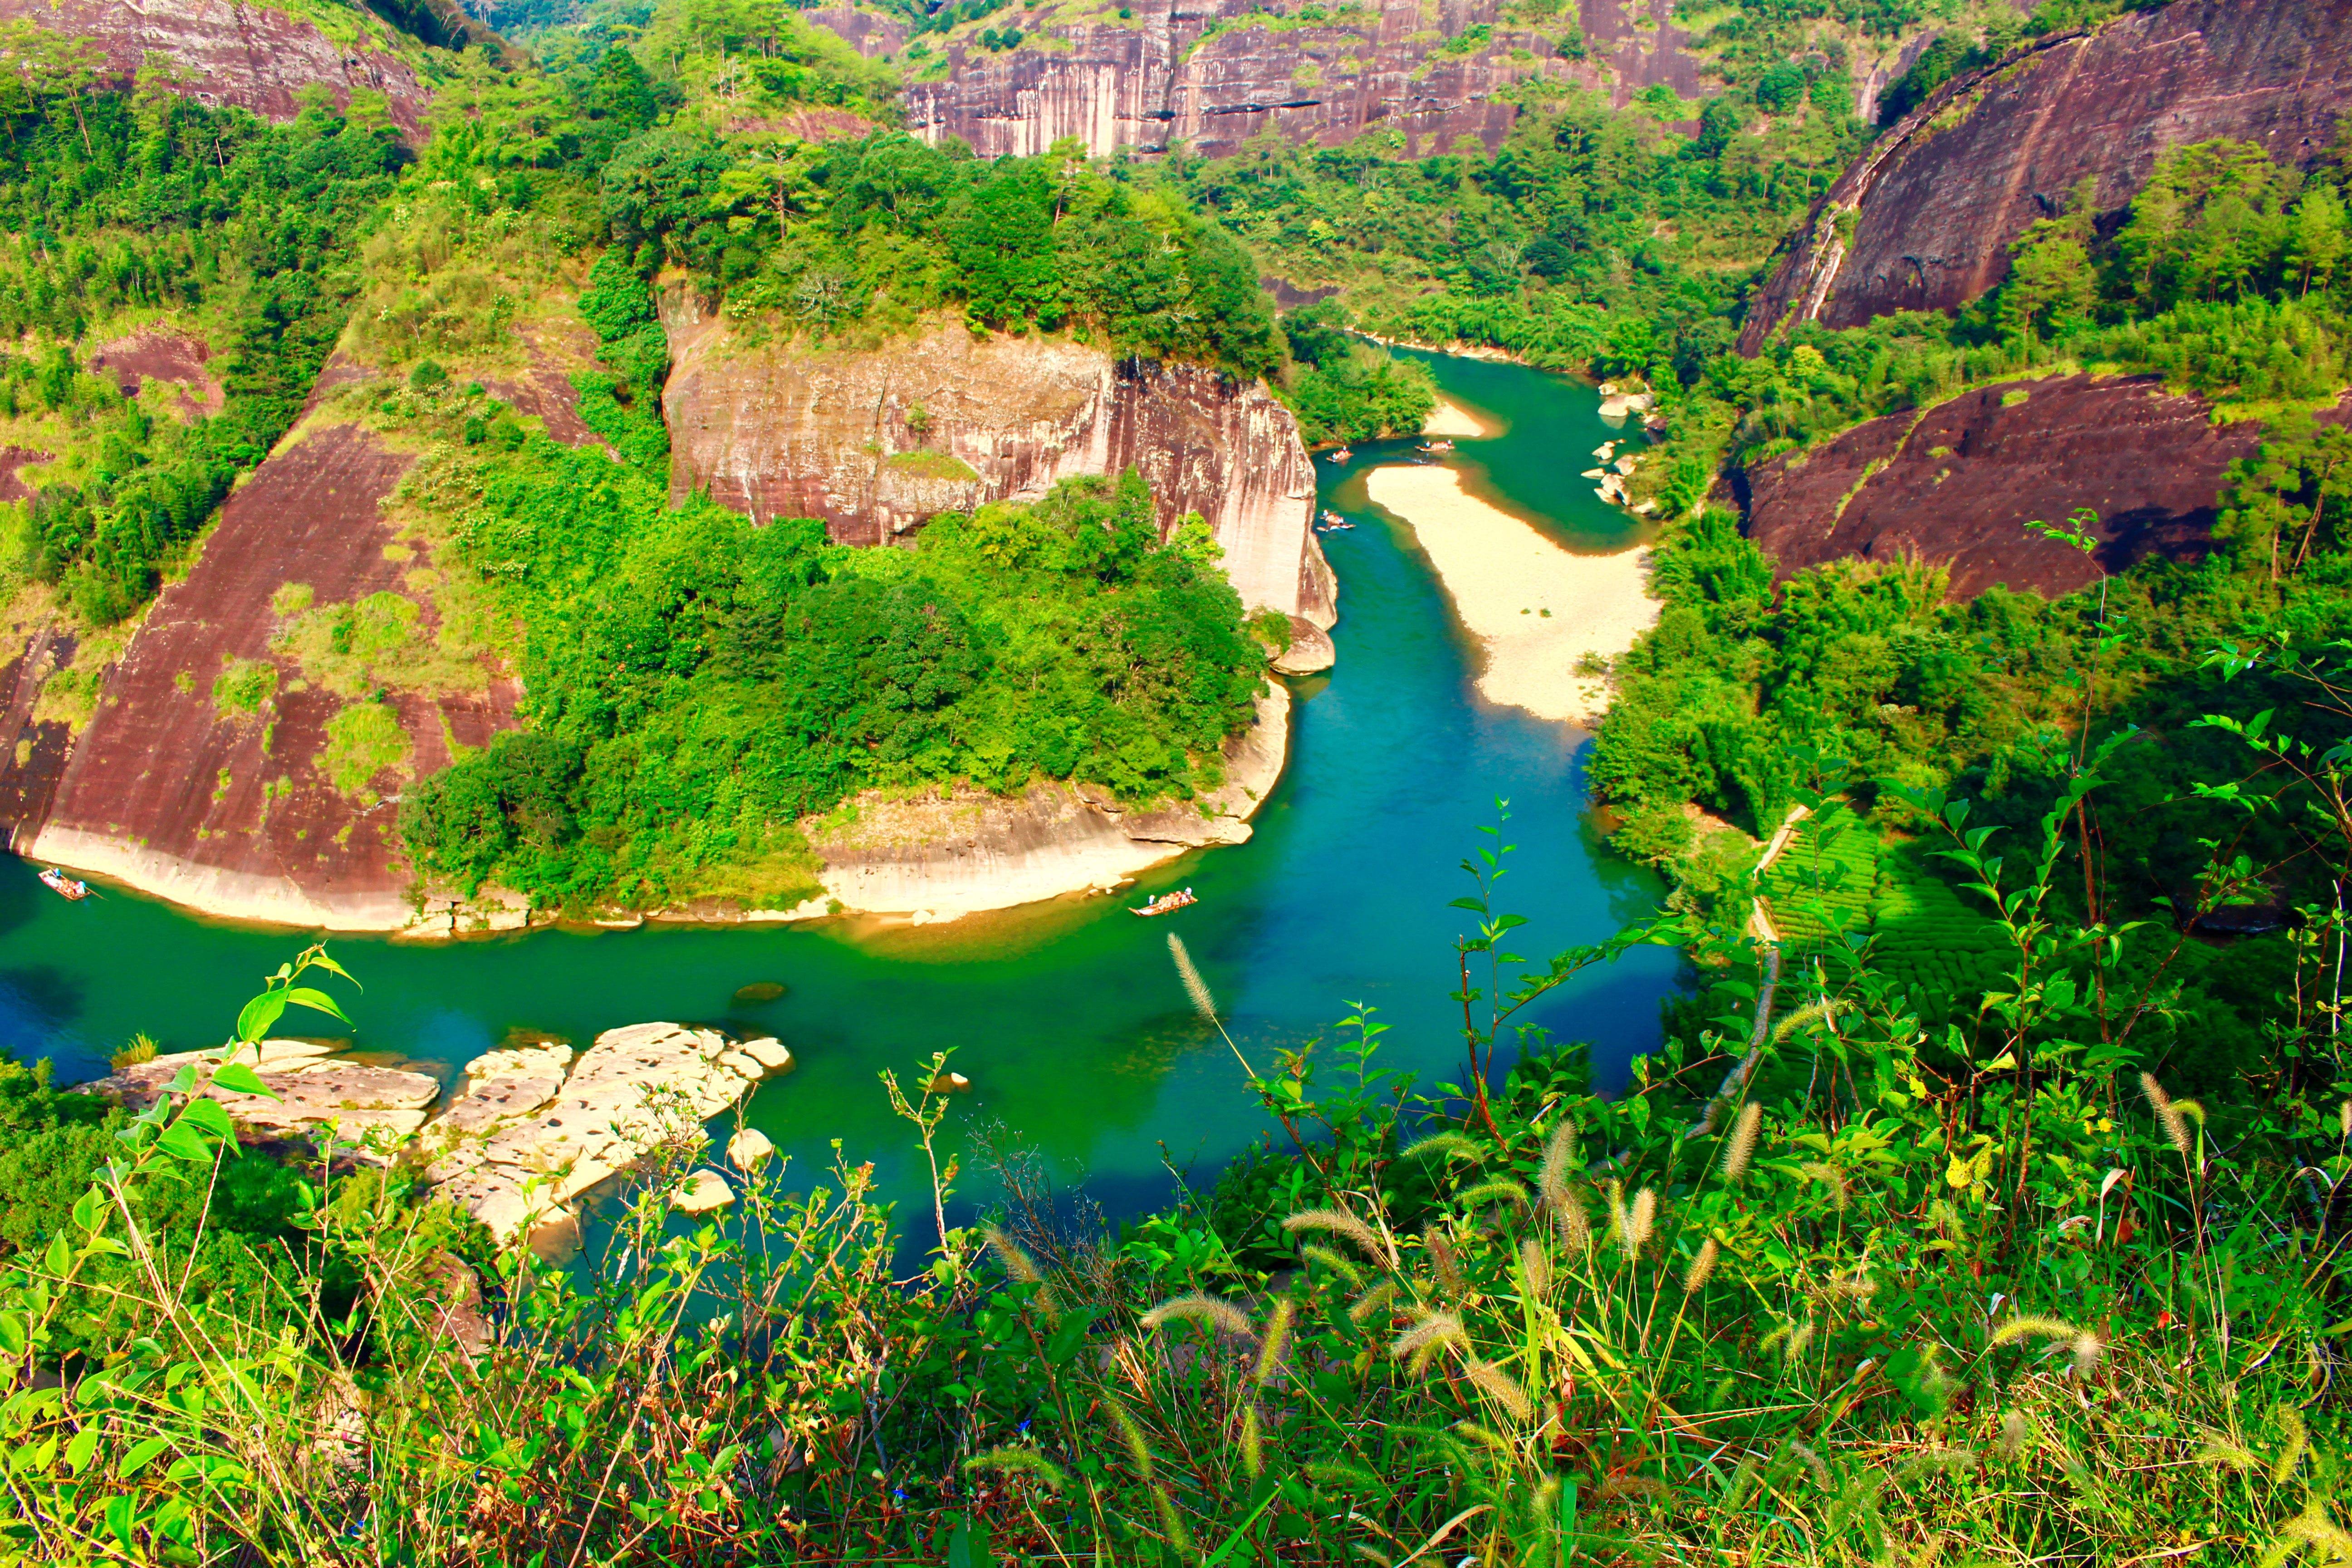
[8,1,2352,1563]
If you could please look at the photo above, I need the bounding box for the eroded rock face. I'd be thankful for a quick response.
[0,0,440,137]
[881,0,1710,161]
[1741,0,2352,348]
[1740,375,2352,598]
[662,311,1331,622]
[75,1025,794,1242]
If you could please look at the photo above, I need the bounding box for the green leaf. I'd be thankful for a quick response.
[156,1120,214,1164]
[119,1435,172,1479]
[233,992,287,1046]
[208,1061,277,1100]
[63,1423,99,1476]
[177,1098,237,1143]
[283,987,351,1025]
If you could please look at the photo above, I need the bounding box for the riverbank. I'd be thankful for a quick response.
[1365,465,1659,730]
[1422,396,1495,439]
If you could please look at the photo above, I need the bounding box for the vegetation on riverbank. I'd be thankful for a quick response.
[8,744,2352,1561]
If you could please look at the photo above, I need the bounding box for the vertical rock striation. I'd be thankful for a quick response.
[0,0,443,137]
[662,310,1333,624]
[1741,0,2352,349]
[869,0,1707,162]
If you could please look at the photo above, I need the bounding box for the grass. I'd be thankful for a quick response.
[319,699,410,798]
[211,656,277,720]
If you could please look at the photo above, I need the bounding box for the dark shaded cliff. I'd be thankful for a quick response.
[1742,374,2352,598]
[661,305,1334,624]
[1740,0,2352,350]
[841,0,1709,162]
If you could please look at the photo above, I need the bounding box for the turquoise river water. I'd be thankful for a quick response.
[0,353,1675,1222]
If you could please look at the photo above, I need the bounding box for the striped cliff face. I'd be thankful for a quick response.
[657,305,1332,625]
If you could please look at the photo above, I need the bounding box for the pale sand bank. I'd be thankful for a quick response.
[1422,397,1495,439]
[1367,465,1659,729]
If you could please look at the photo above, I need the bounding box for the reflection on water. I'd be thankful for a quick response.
[0,354,1684,1223]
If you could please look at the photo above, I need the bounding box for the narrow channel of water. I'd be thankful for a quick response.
[0,355,1680,1219]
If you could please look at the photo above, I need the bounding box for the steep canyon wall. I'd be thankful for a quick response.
[661,305,1334,624]
[1741,0,2352,348]
[829,0,1712,162]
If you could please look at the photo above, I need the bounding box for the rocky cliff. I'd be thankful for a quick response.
[0,0,448,136]
[661,305,1335,624]
[1740,374,2352,598]
[0,324,604,928]
[835,0,1708,162]
[1741,0,2352,348]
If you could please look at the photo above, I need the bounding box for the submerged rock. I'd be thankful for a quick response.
[726,1128,776,1171]
[732,982,788,1004]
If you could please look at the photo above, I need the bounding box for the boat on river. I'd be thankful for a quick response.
[1129,887,1196,917]
[1328,448,1351,461]
[1420,440,1454,453]
[38,867,89,901]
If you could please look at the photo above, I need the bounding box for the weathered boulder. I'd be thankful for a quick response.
[78,1040,442,1142]
[1740,375,2352,598]
[1270,618,1335,677]
[1741,0,2352,348]
[672,1169,735,1214]
[660,312,1332,626]
[726,1128,777,1170]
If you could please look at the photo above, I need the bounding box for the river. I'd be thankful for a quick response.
[0,353,1678,1222]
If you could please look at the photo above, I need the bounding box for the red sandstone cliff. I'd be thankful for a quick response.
[661,303,1335,625]
[0,0,506,138]
[1741,374,2352,598]
[1741,0,2352,349]
[825,0,1709,162]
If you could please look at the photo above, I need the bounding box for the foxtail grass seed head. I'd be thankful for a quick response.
[985,1225,1040,1284]
[1996,1410,2029,1463]
[1348,1279,1398,1325]
[1800,1160,1850,1212]
[1620,1187,1656,1259]
[2340,1098,2352,1140]
[1402,1130,1484,1165]
[1519,1236,1551,1296]
[1684,1236,1720,1294]
[2273,1403,2310,1485]
[2069,1332,2103,1379]
[1538,1118,1578,1211]
[963,1448,1070,1494]
[1168,933,1216,1022]
[1252,1297,1294,1386]
[1284,1207,1396,1267]
[1106,1396,1154,1479]
[1427,1232,1467,1300]
[1141,1293,1254,1340]
[1558,1193,1593,1255]
[1464,1358,1534,1422]
[1782,1319,1817,1366]
[1240,1402,1264,1478]
[1607,1180,1630,1245]
[1723,1101,1762,1181]
[1152,1482,1193,1554]
[1300,1243,1365,1289]
[1989,1313,2079,1348]
[2142,1072,2193,1155]
[1391,1310,1467,1365]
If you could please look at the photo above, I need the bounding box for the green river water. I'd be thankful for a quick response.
[0,353,1676,1223]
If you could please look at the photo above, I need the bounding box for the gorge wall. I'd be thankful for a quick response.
[1741,0,2352,348]
[0,326,603,928]
[0,0,447,137]
[1740,374,2352,598]
[822,0,1709,162]
[661,304,1335,625]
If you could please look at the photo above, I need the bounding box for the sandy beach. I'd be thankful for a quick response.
[1367,465,1659,729]
[1422,396,1495,438]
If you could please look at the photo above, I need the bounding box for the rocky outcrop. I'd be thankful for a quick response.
[662,310,1333,624]
[1741,0,2352,348]
[1740,375,2352,598]
[869,0,1706,162]
[811,681,1290,918]
[0,0,441,137]
[77,1024,796,1241]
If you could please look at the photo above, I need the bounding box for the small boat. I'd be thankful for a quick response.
[1328,448,1352,461]
[38,867,89,901]
[1421,440,1454,453]
[1129,887,1197,917]
[1321,509,1343,524]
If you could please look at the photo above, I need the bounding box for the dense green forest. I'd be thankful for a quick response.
[9,0,2352,1561]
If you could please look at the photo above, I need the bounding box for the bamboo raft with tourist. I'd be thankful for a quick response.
[1129,887,1197,917]
[39,867,90,901]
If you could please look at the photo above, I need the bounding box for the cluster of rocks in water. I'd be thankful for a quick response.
[75,1021,794,1242]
